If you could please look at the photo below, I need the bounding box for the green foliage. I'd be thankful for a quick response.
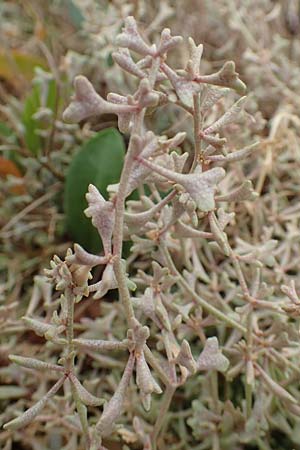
[64,128,125,252]
[0,122,13,138]
[0,50,46,84]
[22,84,41,155]
[66,0,84,28]
[22,77,58,155]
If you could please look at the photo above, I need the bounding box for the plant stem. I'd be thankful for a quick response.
[152,385,176,448]
[70,383,90,446]
[245,308,253,419]
[212,431,220,450]
[65,288,90,445]
[65,287,75,368]
[112,59,160,325]
[113,136,138,325]
[144,345,172,386]
[210,371,220,414]
[192,92,202,171]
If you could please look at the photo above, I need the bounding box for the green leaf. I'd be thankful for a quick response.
[46,78,58,112]
[0,49,46,85]
[66,0,84,28]
[22,84,41,155]
[106,52,114,67]
[22,74,58,156]
[64,128,125,252]
[0,122,13,138]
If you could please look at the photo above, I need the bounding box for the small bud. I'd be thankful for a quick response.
[136,352,162,411]
[197,337,229,372]
[158,28,183,55]
[116,16,154,56]
[196,61,246,94]
[66,244,107,267]
[134,325,150,352]
[71,264,92,288]
[174,340,197,374]
[106,92,132,132]
[89,262,118,299]
[184,38,203,79]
